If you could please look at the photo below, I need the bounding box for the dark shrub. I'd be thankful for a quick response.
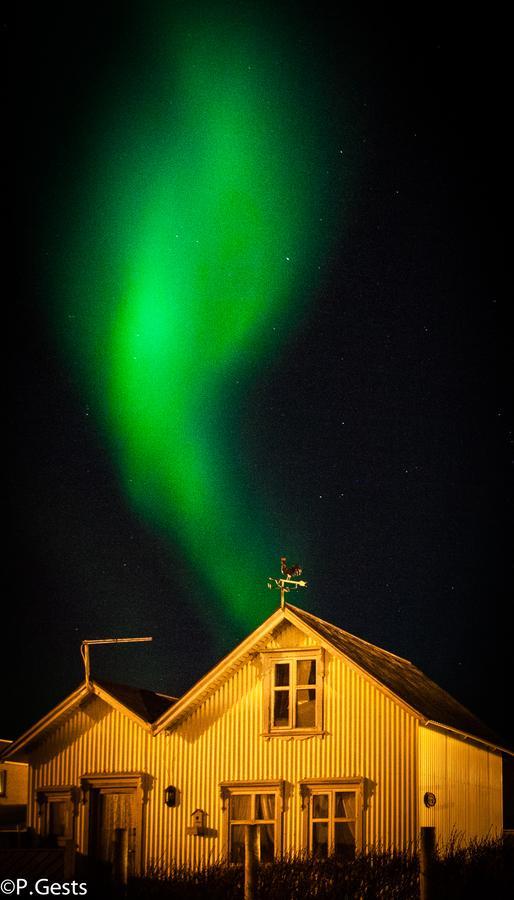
[129,849,418,899]
[430,834,514,899]
[127,838,513,899]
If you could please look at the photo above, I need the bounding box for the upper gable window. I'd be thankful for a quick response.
[273,658,316,728]
[262,649,324,735]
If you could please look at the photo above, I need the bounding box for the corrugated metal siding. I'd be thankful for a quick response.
[29,622,417,869]
[419,724,503,845]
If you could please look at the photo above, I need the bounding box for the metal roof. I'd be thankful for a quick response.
[287,604,506,749]
[94,679,177,725]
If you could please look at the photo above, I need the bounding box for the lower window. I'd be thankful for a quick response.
[221,781,283,862]
[36,787,78,844]
[301,780,362,860]
[230,792,275,862]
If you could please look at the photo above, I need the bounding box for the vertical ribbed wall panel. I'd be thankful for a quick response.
[418,725,503,845]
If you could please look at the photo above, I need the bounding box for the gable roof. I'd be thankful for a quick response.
[287,604,505,750]
[1,680,178,762]
[154,603,510,753]
[2,605,509,759]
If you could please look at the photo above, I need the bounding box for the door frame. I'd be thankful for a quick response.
[80,773,147,874]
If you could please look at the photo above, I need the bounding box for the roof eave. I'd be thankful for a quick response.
[283,605,424,722]
[0,683,90,762]
[2,680,157,762]
[422,719,514,756]
[284,607,508,749]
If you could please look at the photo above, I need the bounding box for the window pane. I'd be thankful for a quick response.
[231,823,275,864]
[231,794,251,820]
[274,663,289,686]
[255,794,275,820]
[273,690,289,726]
[230,825,245,863]
[312,822,328,858]
[334,821,356,861]
[312,794,329,819]
[49,801,66,837]
[297,659,316,685]
[296,689,316,727]
[335,792,356,819]
[258,824,274,863]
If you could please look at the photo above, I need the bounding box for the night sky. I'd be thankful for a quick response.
[7,3,512,747]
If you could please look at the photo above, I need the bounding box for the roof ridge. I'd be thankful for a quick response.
[286,603,414,665]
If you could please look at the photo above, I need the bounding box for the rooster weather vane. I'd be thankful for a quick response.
[268,557,308,609]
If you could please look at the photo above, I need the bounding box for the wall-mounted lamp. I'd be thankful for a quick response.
[165,785,177,808]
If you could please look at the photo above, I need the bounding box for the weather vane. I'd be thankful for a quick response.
[267,556,307,609]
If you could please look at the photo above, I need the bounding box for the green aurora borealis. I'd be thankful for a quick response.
[50,4,345,632]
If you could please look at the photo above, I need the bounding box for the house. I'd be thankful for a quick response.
[1,603,511,876]
[0,740,28,831]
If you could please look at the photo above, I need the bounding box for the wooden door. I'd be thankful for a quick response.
[91,788,137,877]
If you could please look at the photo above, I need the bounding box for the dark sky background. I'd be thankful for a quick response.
[7,4,512,747]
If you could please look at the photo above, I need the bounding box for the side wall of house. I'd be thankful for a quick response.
[419,724,503,845]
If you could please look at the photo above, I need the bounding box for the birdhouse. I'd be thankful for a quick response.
[191,808,207,835]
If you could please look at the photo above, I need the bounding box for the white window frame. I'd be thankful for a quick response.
[300,778,364,858]
[261,648,324,736]
[220,780,284,861]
